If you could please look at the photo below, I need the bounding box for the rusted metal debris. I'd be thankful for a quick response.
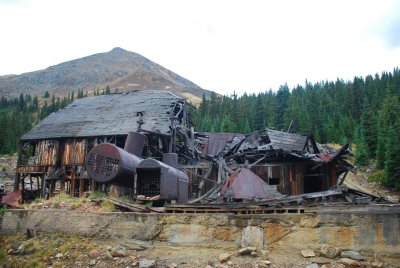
[220,168,284,200]
[1,190,22,208]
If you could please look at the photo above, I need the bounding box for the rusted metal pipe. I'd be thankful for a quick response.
[124,132,145,156]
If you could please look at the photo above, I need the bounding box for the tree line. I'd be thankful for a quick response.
[1,71,399,189]
[192,68,400,189]
[0,86,114,155]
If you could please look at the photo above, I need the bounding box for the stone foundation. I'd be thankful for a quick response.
[1,206,399,256]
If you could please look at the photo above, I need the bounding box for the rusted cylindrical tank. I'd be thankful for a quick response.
[162,153,178,168]
[85,143,142,187]
[136,158,189,203]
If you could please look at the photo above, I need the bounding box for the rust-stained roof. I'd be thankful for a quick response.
[202,133,242,157]
[221,168,283,200]
[267,129,308,152]
[21,91,182,140]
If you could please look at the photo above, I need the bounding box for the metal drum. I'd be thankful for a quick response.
[136,157,188,203]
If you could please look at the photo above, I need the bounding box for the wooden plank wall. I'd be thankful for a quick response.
[62,139,87,166]
[35,140,59,166]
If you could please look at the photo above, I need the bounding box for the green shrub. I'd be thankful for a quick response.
[100,200,115,212]
[33,197,44,204]
[367,170,385,184]
[89,191,107,198]
[0,251,6,264]
[0,205,6,216]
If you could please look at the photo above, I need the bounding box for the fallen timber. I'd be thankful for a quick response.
[101,184,393,214]
[164,185,390,214]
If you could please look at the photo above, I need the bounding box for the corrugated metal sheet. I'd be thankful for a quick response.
[21,91,181,140]
[203,133,235,157]
[221,168,283,199]
[267,129,308,152]
[1,190,22,208]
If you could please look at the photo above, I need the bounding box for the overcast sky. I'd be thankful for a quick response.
[0,0,399,95]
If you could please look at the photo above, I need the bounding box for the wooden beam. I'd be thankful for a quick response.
[79,179,84,197]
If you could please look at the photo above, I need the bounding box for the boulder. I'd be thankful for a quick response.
[321,264,346,268]
[241,226,264,248]
[139,259,156,268]
[339,258,361,267]
[89,249,100,258]
[320,245,341,259]
[371,261,384,268]
[238,247,257,255]
[301,249,316,258]
[340,250,363,260]
[305,264,319,268]
[111,246,126,257]
[250,251,259,257]
[219,253,231,262]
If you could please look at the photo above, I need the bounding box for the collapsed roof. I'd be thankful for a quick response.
[223,129,351,165]
[190,129,356,203]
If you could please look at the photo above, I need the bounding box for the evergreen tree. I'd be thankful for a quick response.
[253,94,265,130]
[198,93,208,117]
[276,84,290,130]
[383,121,400,189]
[105,85,111,94]
[220,115,235,132]
[354,127,369,165]
[376,92,399,169]
[360,99,377,158]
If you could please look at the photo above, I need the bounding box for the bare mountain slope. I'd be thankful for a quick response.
[0,47,211,103]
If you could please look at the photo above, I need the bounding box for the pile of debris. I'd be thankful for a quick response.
[185,129,385,207]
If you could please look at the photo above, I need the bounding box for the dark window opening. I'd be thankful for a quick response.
[268,177,280,185]
[115,136,126,149]
[303,175,324,193]
[20,142,36,165]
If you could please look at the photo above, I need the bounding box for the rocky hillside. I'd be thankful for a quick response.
[0,47,212,103]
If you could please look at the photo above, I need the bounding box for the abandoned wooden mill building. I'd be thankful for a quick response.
[14,90,195,200]
[14,89,356,204]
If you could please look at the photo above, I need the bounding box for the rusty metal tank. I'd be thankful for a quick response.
[124,132,146,156]
[85,143,142,187]
[136,156,189,203]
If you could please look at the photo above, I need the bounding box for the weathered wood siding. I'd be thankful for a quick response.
[35,140,59,166]
[62,139,87,166]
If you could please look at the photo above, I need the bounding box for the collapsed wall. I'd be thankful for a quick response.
[1,207,399,257]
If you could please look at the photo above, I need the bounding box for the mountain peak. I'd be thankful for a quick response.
[109,47,128,53]
[0,48,212,104]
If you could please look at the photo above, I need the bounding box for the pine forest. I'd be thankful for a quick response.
[1,69,399,189]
